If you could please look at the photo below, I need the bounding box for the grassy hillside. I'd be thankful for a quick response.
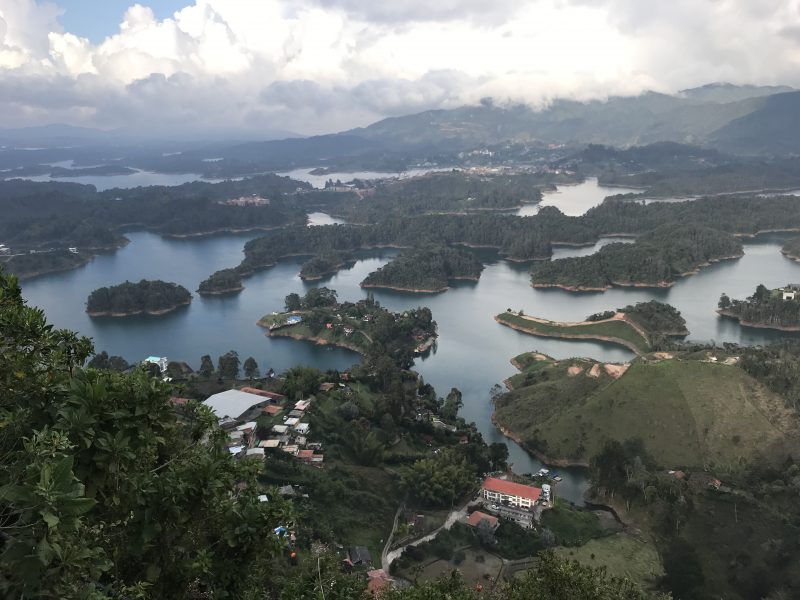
[496,312,650,354]
[495,355,800,470]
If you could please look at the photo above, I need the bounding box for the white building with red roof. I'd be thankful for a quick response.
[481,477,541,509]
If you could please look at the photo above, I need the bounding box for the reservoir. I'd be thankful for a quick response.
[18,179,800,503]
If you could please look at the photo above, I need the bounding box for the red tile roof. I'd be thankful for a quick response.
[262,405,282,414]
[240,387,285,400]
[467,511,498,528]
[482,477,541,502]
[297,449,314,459]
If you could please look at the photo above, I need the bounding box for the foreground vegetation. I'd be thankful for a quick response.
[86,279,192,316]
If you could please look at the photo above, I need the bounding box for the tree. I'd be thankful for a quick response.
[663,540,706,600]
[0,270,293,598]
[282,366,323,399]
[440,387,463,421]
[401,448,474,507]
[87,350,129,372]
[243,356,260,379]
[284,292,302,312]
[488,442,510,471]
[217,350,240,380]
[199,354,215,377]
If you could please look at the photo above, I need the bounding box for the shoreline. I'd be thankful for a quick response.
[532,252,744,292]
[491,413,590,469]
[265,329,365,354]
[87,299,192,318]
[197,286,244,296]
[716,308,800,332]
[163,224,291,239]
[361,282,448,293]
[494,315,646,355]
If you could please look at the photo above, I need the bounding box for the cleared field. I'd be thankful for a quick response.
[495,357,800,469]
[554,534,664,593]
[496,312,649,354]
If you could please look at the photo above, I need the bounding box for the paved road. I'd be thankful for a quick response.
[383,503,470,570]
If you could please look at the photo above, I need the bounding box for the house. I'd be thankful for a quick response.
[782,284,800,300]
[466,511,499,531]
[258,439,280,449]
[294,422,310,435]
[297,449,314,461]
[170,397,190,406]
[245,447,265,459]
[272,424,289,434]
[348,546,372,567]
[262,405,283,415]
[287,409,304,418]
[143,356,168,373]
[295,400,311,411]
[366,569,393,596]
[285,417,300,427]
[282,444,299,455]
[204,389,272,421]
[481,477,541,509]
[319,382,336,392]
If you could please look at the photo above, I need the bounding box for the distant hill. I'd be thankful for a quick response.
[708,91,800,155]
[679,82,795,104]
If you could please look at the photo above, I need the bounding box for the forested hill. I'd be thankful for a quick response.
[197,269,244,295]
[361,245,483,292]
[718,285,800,330]
[531,225,742,291]
[86,280,192,316]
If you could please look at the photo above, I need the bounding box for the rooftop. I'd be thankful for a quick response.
[204,389,267,419]
[482,477,542,502]
[467,511,499,528]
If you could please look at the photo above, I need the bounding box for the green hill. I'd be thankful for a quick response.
[494,354,800,470]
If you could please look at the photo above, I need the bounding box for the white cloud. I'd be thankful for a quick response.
[0,0,799,135]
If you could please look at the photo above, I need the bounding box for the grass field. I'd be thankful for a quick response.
[496,312,649,354]
[554,534,664,593]
[495,357,800,470]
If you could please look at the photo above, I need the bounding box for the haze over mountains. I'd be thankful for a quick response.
[3,83,800,174]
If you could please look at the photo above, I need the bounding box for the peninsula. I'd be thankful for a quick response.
[197,269,244,295]
[299,251,355,280]
[717,284,800,331]
[86,280,192,317]
[360,244,483,292]
[258,288,436,363]
[495,300,688,355]
[781,236,800,262]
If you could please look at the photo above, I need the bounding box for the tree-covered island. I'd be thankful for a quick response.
[781,235,800,262]
[531,224,743,291]
[197,268,244,295]
[718,284,800,330]
[86,279,192,317]
[258,288,437,363]
[299,250,356,280]
[361,245,483,292]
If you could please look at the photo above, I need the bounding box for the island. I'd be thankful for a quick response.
[360,245,483,292]
[299,251,355,280]
[258,288,436,363]
[86,279,192,317]
[717,284,800,330]
[197,269,244,295]
[493,349,800,469]
[531,224,743,291]
[495,300,688,355]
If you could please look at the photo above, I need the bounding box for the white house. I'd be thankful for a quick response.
[204,389,271,421]
[143,356,169,373]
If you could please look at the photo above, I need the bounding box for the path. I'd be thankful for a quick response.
[383,501,470,570]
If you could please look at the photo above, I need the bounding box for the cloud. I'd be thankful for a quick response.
[0,0,799,136]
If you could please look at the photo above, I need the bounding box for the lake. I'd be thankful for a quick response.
[517,177,640,216]
[19,179,800,504]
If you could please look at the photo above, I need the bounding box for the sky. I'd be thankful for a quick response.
[0,0,800,137]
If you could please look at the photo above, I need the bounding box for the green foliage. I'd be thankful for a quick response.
[662,540,706,600]
[243,356,259,379]
[86,279,191,316]
[217,350,240,380]
[299,251,355,280]
[198,354,214,378]
[540,505,605,547]
[401,448,475,507]
[0,270,294,598]
[532,224,742,289]
[440,388,464,421]
[488,442,509,471]
[282,366,324,400]
[2,249,88,280]
[721,284,800,329]
[620,300,688,336]
[197,268,243,294]
[494,522,544,559]
[362,245,483,291]
[87,351,130,372]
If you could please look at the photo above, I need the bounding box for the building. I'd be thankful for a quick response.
[239,387,286,401]
[348,546,372,567]
[204,389,272,421]
[294,422,310,435]
[143,356,168,373]
[782,284,800,300]
[481,477,541,509]
[466,511,499,532]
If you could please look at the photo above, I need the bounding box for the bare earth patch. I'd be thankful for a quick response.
[603,363,629,379]
[567,365,585,377]
[587,364,602,378]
